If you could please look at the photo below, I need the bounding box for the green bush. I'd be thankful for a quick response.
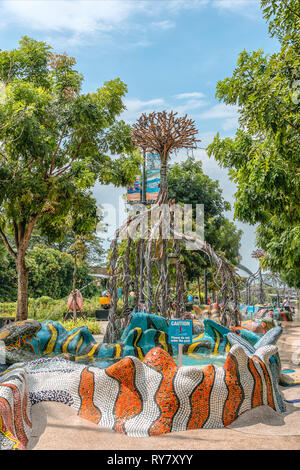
[60,318,102,335]
[0,301,16,316]
[0,245,99,302]
[0,297,104,336]
[0,294,102,322]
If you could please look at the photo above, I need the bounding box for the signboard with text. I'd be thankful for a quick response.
[168,319,193,344]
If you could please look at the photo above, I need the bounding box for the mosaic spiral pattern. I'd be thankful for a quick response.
[0,340,286,450]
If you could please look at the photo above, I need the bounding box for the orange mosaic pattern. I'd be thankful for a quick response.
[187,364,215,429]
[144,348,179,436]
[252,356,275,410]
[20,372,32,429]
[248,358,263,408]
[223,355,243,426]
[0,383,28,447]
[0,343,285,448]
[0,413,24,450]
[0,398,14,439]
[78,368,101,424]
[106,357,142,434]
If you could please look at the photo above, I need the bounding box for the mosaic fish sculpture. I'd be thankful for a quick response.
[262,309,293,322]
[0,341,286,450]
[0,314,238,366]
[0,320,42,365]
[245,306,293,322]
[230,318,276,336]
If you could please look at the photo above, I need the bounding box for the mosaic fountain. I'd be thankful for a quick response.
[0,313,286,450]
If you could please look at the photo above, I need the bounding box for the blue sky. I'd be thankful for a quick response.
[0,0,280,272]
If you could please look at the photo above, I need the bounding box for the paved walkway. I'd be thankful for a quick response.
[28,317,300,450]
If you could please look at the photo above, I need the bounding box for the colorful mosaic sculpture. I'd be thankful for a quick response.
[230,318,276,336]
[0,314,258,365]
[0,313,279,370]
[0,340,286,449]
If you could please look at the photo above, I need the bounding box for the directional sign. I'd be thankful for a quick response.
[168,319,193,344]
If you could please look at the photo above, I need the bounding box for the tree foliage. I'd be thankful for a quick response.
[0,37,140,318]
[207,1,300,287]
[167,157,242,283]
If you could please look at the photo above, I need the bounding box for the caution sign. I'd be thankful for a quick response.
[168,319,193,344]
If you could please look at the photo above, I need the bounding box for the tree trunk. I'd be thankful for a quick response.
[204,269,208,304]
[159,160,168,203]
[139,239,145,303]
[197,277,201,302]
[16,252,30,321]
[0,216,37,322]
[72,254,77,320]
[175,242,185,318]
[259,267,264,304]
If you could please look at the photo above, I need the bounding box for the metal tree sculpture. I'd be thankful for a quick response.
[103,111,241,343]
[132,111,199,199]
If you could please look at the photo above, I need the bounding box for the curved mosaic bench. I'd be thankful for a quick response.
[0,314,284,399]
[0,340,286,450]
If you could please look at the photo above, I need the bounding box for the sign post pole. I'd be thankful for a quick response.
[178,343,183,368]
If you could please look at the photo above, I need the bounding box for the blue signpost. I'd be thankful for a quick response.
[168,319,193,367]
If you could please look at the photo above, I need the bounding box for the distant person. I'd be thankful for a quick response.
[186,294,194,312]
[128,291,136,309]
[283,297,291,311]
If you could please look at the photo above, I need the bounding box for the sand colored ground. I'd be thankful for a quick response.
[28,316,300,451]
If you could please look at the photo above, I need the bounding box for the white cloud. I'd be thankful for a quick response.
[123,93,210,123]
[1,0,259,48]
[122,94,239,134]
[197,131,219,147]
[2,0,138,34]
[193,148,220,170]
[124,97,166,111]
[197,103,239,120]
[174,99,208,115]
[173,92,208,114]
[221,116,239,130]
[174,92,206,100]
[212,0,260,18]
[123,97,166,122]
[151,20,175,31]
[213,0,258,8]
[196,103,239,132]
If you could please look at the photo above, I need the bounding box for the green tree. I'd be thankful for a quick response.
[0,253,17,302]
[207,1,300,287]
[26,245,97,300]
[167,157,242,288]
[0,37,140,320]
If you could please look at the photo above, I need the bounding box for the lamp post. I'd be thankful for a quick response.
[204,269,208,305]
[141,148,146,205]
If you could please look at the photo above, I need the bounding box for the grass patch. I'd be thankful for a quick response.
[60,318,103,335]
[0,294,103,332]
